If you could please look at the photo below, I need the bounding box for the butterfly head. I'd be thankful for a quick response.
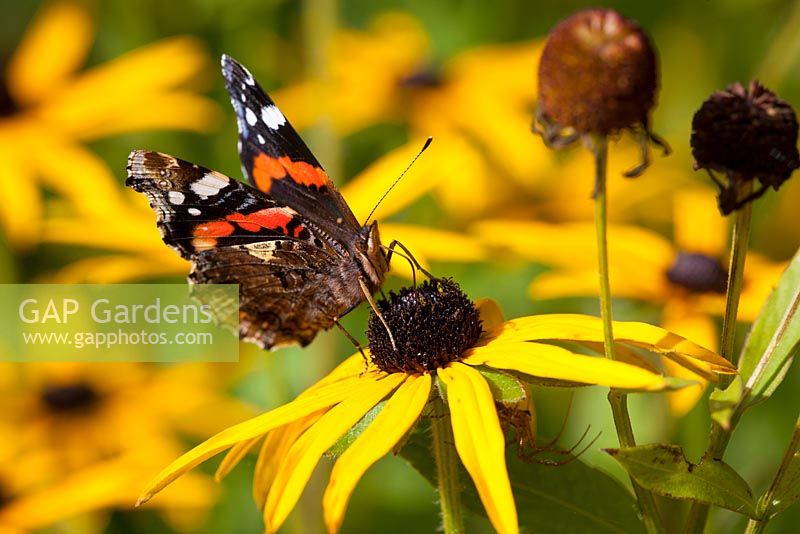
[355,221,389,291]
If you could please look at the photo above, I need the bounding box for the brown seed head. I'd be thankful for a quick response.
[367,278,482,375]
[537,9,657,136]
[691,81,800,188]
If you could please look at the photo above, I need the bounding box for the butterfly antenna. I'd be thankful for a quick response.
[363,136,433,225]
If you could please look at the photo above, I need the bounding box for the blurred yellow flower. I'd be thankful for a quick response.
[135,296,732,534]
[0,362,253,530]
[274,12,557,219]
[474,189,787,415]
[0,0,218,248]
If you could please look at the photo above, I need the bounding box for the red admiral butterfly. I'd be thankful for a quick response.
[126,55,390,349]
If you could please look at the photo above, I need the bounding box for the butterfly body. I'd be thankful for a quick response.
[126,56,388,349]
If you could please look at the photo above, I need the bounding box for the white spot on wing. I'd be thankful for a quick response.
[244,241,278,261]
[190,172,229,198]
[188,208,201,216]
[257,134,266,144]
[245,107,258,126]
[261,105,286,129]
[167,191,185,205]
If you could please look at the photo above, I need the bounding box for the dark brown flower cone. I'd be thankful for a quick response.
[537,9,657,136]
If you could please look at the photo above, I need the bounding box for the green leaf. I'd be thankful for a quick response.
[606,444,757,518]
[326,400,386,458]
[765,451,800,516]
[400,428,645,533]
[733,249,800,411]
[476,367,526,404]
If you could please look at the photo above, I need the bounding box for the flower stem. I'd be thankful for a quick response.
[590,135,662,534]
[431,394,464,534]
[721,182,754,366]
[685,182,755,533]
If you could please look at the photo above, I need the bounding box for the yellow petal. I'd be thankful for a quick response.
[0,140,41,247]
[661,305,717,416]
[253,411,325,509]
[488,314,735,375]
[464,342,670,391]
[137,372,373,505]
[673,188,727,256]
[252,355,364,506]
[215,436,262,482]
[44,92,219,139]
[476,299,504,331]
[438,363,518,534]
[7,0,93,105]
[32,139,124,218]
[263,373,405,533]
[323,374,432,533]
[529,269,665,302]
[472,220,674,271]
[43,254,188,283]
[37,37,215,138]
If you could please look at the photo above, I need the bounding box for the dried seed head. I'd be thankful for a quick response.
[367,278,483,374]
[691,81,800,213]
[537,9,657,136]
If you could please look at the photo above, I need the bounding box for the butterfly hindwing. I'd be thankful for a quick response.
[190,241,362,348]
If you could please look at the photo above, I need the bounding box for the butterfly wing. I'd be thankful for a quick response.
[220,54,362,235]
[126,150,366,348]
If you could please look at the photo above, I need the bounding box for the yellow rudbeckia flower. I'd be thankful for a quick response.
[474,188,786,415]
[136,279,733,534]
[0,0,218,247]
[0,361,254,530]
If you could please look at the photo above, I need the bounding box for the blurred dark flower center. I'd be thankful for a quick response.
[41,382,101,413]
[367,278,483,374]
[666,252,728,294]
[398,65,443,88]
[0,482,8,509]
[0,56,19,117]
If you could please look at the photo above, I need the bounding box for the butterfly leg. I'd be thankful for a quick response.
[384,240,435,286]
[358,277,397,351]
[333,319,368,362]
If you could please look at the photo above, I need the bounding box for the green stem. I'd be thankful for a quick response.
[721,183,754,366]
[590,136,662,534]
[431,395,464,534]
[684,182,754,534]
[591,136,617,363]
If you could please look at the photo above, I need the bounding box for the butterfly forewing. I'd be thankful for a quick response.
[221,54,361,235]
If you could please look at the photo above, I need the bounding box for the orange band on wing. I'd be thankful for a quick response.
[251,154,330,193]
[225,208,306,237]
[194,221,236,238]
